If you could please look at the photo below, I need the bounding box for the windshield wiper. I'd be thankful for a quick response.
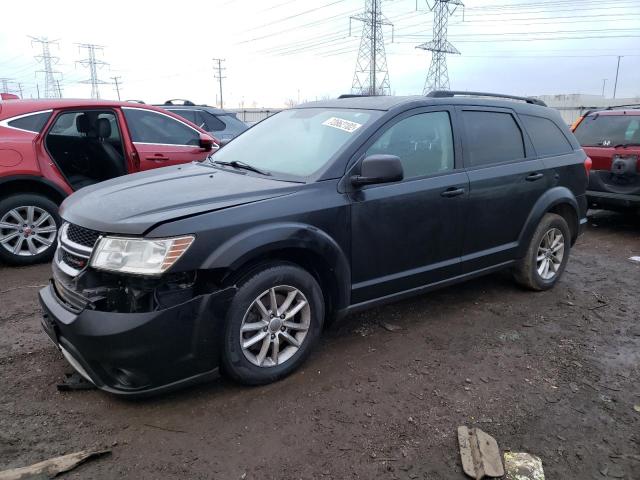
[612,142,640,149]
[213,159,271,176]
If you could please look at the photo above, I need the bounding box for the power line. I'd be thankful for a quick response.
[76,43,109,99]
[417,0,464,94]
[213,58,226,109]
[0,78,13,94]
[351,0,392,96]
[30,36,62,99]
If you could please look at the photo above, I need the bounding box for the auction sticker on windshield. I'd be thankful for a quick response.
[322,117,363,133]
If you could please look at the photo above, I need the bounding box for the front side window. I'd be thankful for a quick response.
[462,111,525,167]
[574,114,640,147]
[366,111,454,179]
[520,114,573,156]
[211,108,379,178]
[7,111,51,133]
[123,108,200,146]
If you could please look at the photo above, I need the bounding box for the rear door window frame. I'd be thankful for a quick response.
[456,106,534,171]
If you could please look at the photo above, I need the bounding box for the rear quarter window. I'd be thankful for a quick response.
[6,111,52,133]
[520,114,573,156]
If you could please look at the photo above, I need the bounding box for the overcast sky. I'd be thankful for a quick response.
[1,0,639,107]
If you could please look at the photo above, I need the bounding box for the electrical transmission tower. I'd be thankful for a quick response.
[30,36,63,98]
[0,78,13,94]
[76,44,109,99]
[213,58,226,108]
[350,0,393,96]
[417,0,463,94]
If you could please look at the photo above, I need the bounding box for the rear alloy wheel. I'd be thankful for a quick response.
[513,212,571,291]
[0,194,60,266]
[222,263,324,385]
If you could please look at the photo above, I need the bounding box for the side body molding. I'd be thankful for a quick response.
[202,222,351,311]
[516,186,580,258]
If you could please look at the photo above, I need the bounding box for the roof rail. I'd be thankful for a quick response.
[338,94,378,99]
[605,103,640,110]
[125,99,146,104]
[426,90,547,107]
[163,99,196,106]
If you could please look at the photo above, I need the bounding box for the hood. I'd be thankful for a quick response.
[60,163,298,235]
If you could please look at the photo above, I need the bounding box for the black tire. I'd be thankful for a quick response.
[0,194,60,266]
[513,213,571,291]
[221,263,325,385]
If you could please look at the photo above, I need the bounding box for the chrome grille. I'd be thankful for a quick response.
[55,223,99,277]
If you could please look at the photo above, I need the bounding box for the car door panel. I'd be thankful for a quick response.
[122,107,210,170]
[350,171,468,303]
[349,107,467,304]
[457,107,550,272]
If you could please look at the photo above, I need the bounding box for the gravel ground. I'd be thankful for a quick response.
[0,210,639,479]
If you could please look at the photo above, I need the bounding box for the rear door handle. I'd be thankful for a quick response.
[441,187,465,198]
[147,156,170,162]
[526,172,544,181]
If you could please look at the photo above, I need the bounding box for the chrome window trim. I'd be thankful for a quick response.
[0,109,53,133]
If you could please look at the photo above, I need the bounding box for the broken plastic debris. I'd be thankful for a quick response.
[0,449,110,480]
[504,452,545,480]
[629,256,640,263]
[458,426,504,479]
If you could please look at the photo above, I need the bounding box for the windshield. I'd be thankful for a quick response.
[574,114,640,147]
[211,108,379,178]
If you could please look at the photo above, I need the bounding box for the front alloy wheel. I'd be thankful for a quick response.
[240,286,311,367]
[222,263,324,385]
[536,228,565,280]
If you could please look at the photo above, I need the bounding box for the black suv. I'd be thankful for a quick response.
[157,99,248,142]
[39,91,589,396]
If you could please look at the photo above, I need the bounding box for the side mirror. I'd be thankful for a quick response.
[199,134,215,152]
[351,154,403,187]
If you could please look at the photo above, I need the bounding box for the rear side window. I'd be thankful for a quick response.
[7,111,51,133]
[197,111,226,131]
[574,114,640,147]
[461,111,525,167]
[520,114,573,156]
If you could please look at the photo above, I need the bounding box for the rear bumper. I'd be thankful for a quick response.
[587,190,640,210]
[39,282,236,397]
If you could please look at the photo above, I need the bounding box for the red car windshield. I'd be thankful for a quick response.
[574,114,640,147]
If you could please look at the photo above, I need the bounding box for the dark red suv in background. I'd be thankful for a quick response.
[572,105,640,212]
[0,98,216,265]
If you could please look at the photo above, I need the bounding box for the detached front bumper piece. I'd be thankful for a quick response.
[39,282,236,397]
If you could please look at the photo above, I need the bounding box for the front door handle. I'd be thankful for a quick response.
[526,172,544,181]
[147,155,170,162]
[441,187,465,198]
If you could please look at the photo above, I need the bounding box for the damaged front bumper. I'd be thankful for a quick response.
[39,275,236,397]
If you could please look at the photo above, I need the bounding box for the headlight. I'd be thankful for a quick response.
[90,236,195,275]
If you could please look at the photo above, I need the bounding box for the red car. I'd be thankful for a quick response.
[0,98,216,265]
[572,106,640,212]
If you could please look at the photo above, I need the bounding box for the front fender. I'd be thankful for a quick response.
[516,186,579,258]
[202,222,351,310]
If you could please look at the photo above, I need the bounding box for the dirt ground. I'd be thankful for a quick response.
[0,210,639,479]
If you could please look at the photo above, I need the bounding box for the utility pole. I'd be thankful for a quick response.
[56,79,63,98]
[111,76,122,100]
[601,78,607,97]
[417,0,464,94]
[213,58,226,109]
[350,0,393,95]
[613,56,622,99]
[30,36,63,98]
[17,82,24,98]
[76,43,109,99]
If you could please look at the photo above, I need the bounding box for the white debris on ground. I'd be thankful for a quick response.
[504,452,545,480]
